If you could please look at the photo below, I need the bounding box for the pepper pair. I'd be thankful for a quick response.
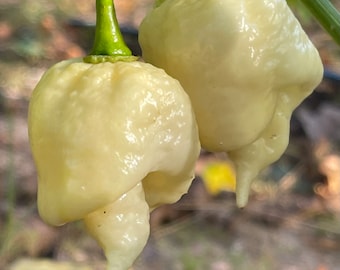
[28,1,323,269]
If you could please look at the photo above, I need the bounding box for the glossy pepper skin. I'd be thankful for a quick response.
[28,0,202,269]
[28,58,200,269]
[139,0,324,206]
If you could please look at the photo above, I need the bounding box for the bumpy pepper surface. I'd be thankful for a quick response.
[139,0,324,207]
[28,59,200,269]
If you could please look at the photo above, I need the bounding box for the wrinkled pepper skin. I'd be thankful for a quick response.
[28,58,200,269]
[28,59,200,224]
[139,0,324,206]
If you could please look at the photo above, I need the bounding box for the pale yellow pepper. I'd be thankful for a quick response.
[28,59,200,269]
[28,1,201,268]
[139,0,324,206]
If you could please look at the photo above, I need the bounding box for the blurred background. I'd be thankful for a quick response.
[0,0,340,269]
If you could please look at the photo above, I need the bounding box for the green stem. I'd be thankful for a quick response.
[300,0,340,46]
[154,0,166,8]
[83,0,137,63]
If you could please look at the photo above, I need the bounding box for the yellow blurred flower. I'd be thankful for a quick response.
[202,161,236,195]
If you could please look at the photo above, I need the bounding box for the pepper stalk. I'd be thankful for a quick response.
[83,0,137,63]
[299,0,340,46]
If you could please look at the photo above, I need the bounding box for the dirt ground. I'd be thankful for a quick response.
[1,1,340,270]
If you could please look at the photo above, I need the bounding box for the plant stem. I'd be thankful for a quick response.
[300,0,340,46]
[84,0,137,63]
[154,0,166,8]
